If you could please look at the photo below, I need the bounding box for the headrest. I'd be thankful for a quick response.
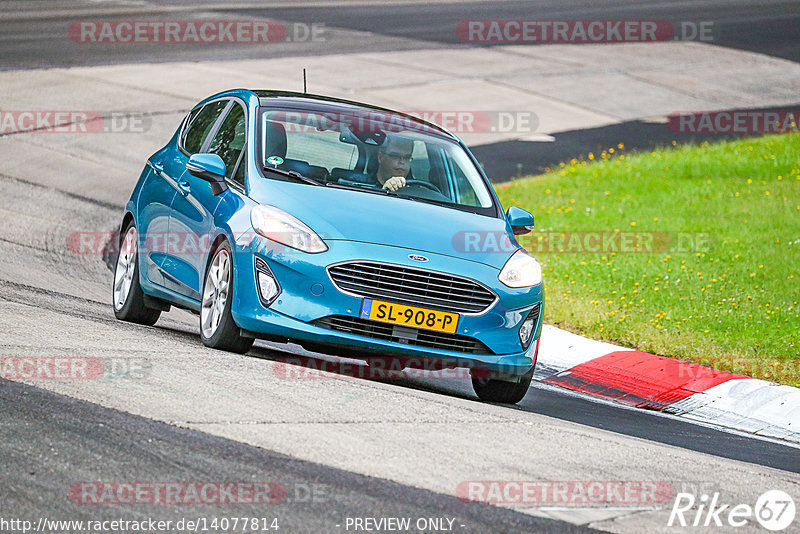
[263,120,287,160]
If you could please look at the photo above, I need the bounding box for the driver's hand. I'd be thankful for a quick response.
[382,176,406,192]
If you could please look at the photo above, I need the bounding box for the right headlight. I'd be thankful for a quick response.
[498,249,542,288]
[250,205,327,254]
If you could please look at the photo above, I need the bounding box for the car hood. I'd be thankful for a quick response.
[249,180,517,270]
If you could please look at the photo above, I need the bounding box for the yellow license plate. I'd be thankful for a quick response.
[360,299,459,334]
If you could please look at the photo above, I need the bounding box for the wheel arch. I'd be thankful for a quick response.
[204,232,233,276]
[119,211,135,244]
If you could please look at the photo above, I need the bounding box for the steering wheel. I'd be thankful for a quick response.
[404,180,441,193]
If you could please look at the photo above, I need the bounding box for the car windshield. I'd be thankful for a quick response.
[258,107,496,213]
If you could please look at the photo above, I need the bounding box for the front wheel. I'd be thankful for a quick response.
[112,222,161,326]
[471,368,534,404]
[200,241,254,354]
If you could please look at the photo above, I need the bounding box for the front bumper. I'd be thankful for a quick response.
[230,238,544,376]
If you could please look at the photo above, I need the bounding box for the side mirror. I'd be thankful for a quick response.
[507,206,535,235]
[186,153,228,195]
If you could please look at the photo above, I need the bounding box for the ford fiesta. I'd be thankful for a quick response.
[112,89,544,403]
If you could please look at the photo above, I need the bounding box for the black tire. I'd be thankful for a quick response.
[199,241,254,354]
[112,221,161,326]
[471,367,534,404]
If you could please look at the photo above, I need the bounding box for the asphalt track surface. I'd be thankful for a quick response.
[2,1,800,532]
[1,170,798,531]
[0,378,596,533]
[3,0,799,68]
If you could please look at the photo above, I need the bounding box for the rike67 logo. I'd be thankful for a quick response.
[669,490,796,531]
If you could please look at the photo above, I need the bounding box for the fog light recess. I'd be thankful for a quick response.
[254,256,281,306]
[519,303,541,350]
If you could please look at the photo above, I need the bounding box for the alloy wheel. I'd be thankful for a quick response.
[113,226,137,311]
[201,247,231,339]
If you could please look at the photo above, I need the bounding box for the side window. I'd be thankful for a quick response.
[424,147,452,200]
[180,107,202,148]
[207,103,246,181]
[233,151,246,186]
[449,154,479,207]
[182,100,229,154]
[409,141,430,180]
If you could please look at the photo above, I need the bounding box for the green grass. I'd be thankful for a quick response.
[496,134,800,386]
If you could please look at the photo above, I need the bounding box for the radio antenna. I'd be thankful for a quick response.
[303,68,307,94]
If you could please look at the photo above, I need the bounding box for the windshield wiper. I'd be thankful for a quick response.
[263,166,324,186]
[327,181,391,195]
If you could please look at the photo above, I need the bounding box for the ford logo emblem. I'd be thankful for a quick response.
[408,254,429,263]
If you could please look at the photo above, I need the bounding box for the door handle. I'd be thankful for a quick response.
[178,180,191,195]
[152,161,164,174]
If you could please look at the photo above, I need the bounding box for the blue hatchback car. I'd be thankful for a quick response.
[113,89,544,403]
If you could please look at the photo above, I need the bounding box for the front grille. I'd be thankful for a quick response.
[327,262,496,314]
[314,315,493,355]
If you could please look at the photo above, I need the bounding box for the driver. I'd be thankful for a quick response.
[370,135,414,192]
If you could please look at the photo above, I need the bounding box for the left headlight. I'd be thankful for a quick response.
[250,205,328,253]
[498,249,542,288]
